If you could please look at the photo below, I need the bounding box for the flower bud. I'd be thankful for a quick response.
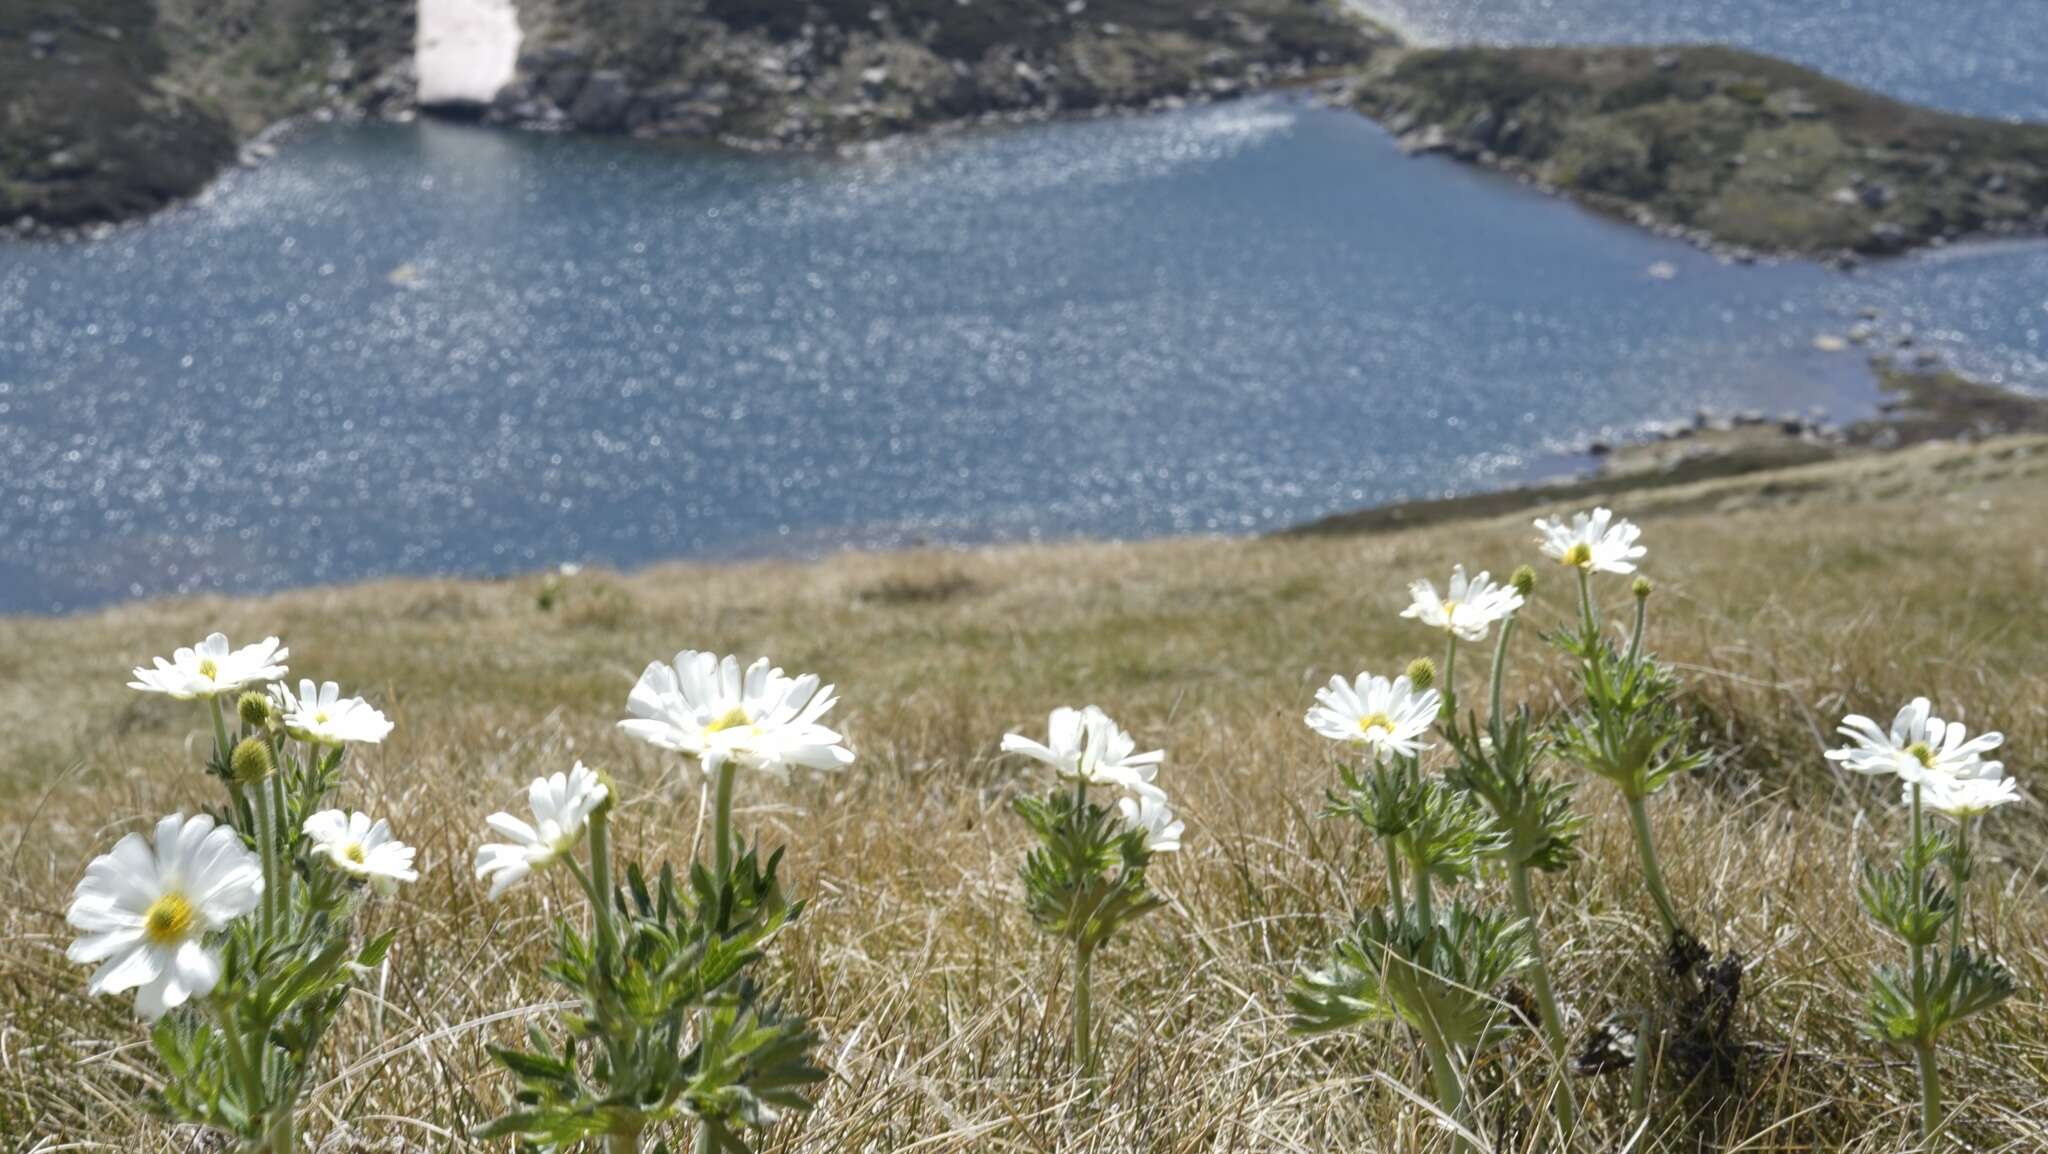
[1510,565,1537,597]
[237,691,273,729]
[1632,576,1654,601]
[230,737,275,784]
[1404,657,1437,691]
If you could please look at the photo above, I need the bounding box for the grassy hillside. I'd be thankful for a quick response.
[4,437,2047,1147]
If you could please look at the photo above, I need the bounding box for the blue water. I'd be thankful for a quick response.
[1358,0,2048,121]
[1,94,2044,613]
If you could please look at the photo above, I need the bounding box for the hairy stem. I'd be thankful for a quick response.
[1442,634,1460,718]
[1073,944,1095,1077]
[1416,1014,1474,1153]
[1915,1038,1943,1143]
[1412,859,1435,929]
[710,760,737,880]
[1625,795,1682,936]
[1626,589,1648,669]
[1382,835,1406,922]
[1488,616,1517,734]
[587,807,618,966]
[268,769,292,932]
[213,998,268,1131]
[1575,569,1598,641]
[1508,863,1578,1136]
[252,771,280,940]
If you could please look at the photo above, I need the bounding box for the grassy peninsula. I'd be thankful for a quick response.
[5,434,2047,1148]
[1349,44,2048,259]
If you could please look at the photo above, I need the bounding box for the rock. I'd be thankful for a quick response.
[1587,439,1612,457]
[1859,182,1895,209]
[569,71,632,131]
[1463,108,1497,147]
[1397,124,1449,155]
[1848,323,1875,344]
[45,149,92,177]
[860,65,890,89]
[1653,51,1680,71]
[1829,186,1860,207]
[1812,333,1848,352]
[1646,260,1677,280]
[1863,221,1910,254]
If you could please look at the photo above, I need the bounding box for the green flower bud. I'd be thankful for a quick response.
[1405,657,1437,691]
[1632,576,1654,601]
[230,737,274,785]
[236,691,273,730]
[1510,564,1537,597]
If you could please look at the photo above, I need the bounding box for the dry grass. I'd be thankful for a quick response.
[4,438,2048,1151]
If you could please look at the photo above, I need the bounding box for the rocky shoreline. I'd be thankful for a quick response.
[1285,360,2048,538]
[0,0,1385,235]
[1337,44,2048,264]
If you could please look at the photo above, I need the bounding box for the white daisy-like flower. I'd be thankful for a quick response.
[129,633,288,700]
[303,810,419,895]
[474,762,610,900]
[1305,672,1440,763]
[1401,565,1526,642]
[619,651,854,777]
[1001,705,1166,795]
[65,813,263,1020]
[271,679,395,746]
[1825,698,2004,786]
[1534,507,1646,574]
[1913,774,2022,821]
[1118,792,1184,854]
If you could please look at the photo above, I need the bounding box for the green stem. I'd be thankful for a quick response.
[605,1128,642,1154]
[1415,1014,1474,1153]
[1575,569,1598,641]
[1626,590,1648,668]
[208,696,231,764]
[1488,616,1517,735]
[1625,795,1681,936]
[1382,836,1407,922]
[1412,859,1435,929]
[267,1110,297,1154]
[1073,944,1095,1077]
[587,808,618,966]
[1629,1007,1653,1116]
[1442,634,1460,719]
[213,998,267,1128]
[1949,819,1970,955]
[710,760,737,880]
[1915,1038,1943,1143]
[268,769,292,933]
[252,772,280,940]
[1509,862,1579,1136]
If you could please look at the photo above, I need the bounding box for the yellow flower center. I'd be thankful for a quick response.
[197,658,219,680]
[314,711,330,725]
[1907,742,1936,768]
[1561,542,1593,568]
[1357,713,1393,736]
[344,842,368,865]
[144,892,196,946]
[704,706,753,735]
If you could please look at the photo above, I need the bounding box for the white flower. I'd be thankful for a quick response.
[272,679,395,746]
[129,633,288,700]
[619,651,854,777]
[1914,774,2022,821]
[1118,792,1184,853]
[1826,698,2004,786]
[1534,507,1646,574]
[1401,565,1526,641]
[65,813,263,1021]
[1305,672,1440,762]
[304,810,418,894]
[1001,705,1165,795]
[474,762,610,900]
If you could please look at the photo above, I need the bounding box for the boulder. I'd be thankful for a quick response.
[570,70,632,131]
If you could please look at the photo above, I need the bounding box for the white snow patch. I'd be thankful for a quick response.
[416,0,523,108]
